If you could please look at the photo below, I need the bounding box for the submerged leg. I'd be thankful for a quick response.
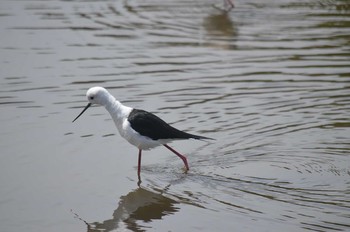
[163,144,189,171]
[213,0,234,12]
[225,0,234,10]
[138,149,142,179]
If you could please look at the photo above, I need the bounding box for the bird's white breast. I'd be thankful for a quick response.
[106,101,161,150]
[121,120,162,150]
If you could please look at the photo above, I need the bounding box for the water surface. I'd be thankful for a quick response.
[0,0,349,231]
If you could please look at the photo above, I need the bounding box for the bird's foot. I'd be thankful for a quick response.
[182,166,189,174]
[137,175,142,187]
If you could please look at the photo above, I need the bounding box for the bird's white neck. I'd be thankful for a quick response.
[95,92,132,139]
[104,96,132,122]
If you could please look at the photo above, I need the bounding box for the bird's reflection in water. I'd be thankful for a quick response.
[75,187,179,232]
[202,11,238,49]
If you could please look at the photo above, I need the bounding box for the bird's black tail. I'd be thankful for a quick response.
[187,133,215,141]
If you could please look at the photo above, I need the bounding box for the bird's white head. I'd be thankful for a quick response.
[72,86,114,122]
[86,86,112,106]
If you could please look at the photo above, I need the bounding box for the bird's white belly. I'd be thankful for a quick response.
[116,118,162,150]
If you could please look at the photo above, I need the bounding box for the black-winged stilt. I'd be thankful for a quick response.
[73,87,213,180]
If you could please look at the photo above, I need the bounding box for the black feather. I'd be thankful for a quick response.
[128,109,213,141]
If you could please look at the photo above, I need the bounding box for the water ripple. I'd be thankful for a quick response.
[1,0,349,231]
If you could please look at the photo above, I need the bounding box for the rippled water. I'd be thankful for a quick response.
[1,0,350,231]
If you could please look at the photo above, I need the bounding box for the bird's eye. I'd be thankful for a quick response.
[90,96,94,100]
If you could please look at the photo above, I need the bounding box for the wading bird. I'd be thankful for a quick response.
[73,87,213,180]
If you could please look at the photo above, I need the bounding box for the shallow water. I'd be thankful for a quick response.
[1,0,350,231]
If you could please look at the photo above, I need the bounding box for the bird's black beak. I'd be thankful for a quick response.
[72,103,91,122]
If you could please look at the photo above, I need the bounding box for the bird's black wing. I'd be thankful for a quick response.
[128,109,212,141]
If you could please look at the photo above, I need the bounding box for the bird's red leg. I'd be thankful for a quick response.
[138,149,142,178]
[163,144,189,171]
